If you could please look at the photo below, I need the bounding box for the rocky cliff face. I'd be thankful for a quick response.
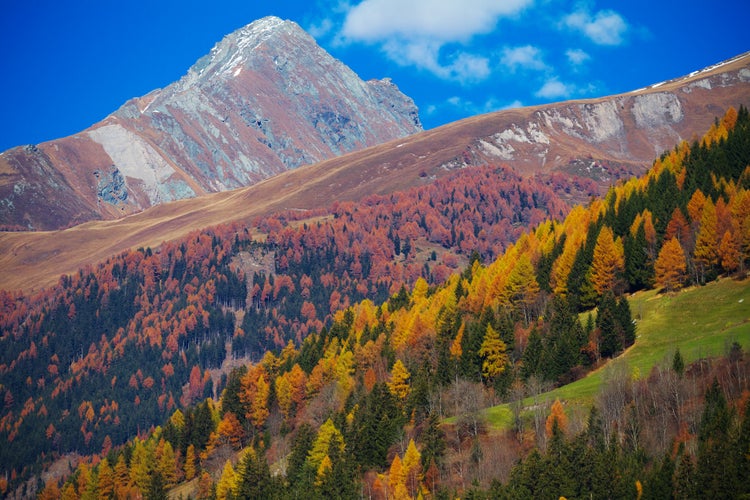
[449,52,750,186]
[0,16,421,230]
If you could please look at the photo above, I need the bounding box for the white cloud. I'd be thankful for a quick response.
[563,9,628,46]
[535,78,573,99]
[501,45,548,72]
[342,0,532,42]
[431,96,523,116]
[307,18,334,38]
[338,0,533,82]
[565,48,590,66]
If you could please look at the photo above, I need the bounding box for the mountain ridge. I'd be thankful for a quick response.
[0,16,421,230]
[0,51,749,293]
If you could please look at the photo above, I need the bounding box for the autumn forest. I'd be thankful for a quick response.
[2,107,750,498]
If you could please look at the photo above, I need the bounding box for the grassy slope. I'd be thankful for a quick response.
[485,277,750,428]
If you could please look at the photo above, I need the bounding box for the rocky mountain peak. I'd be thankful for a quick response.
[0,17,422,230]
[183,16,296,87]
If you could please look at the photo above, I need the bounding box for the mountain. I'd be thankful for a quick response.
[0,16,421,230]
[5,105,750,499]
[1,52,749,293]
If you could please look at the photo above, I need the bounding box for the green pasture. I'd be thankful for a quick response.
[484,277,750,429]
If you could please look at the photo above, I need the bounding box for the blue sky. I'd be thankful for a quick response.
[0,0,747,152]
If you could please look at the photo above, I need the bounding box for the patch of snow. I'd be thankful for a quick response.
[233,66,242,77]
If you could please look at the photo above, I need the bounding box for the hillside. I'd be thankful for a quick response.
[3,106,750,498]
[0,16,421,230]
[2,51,750,294]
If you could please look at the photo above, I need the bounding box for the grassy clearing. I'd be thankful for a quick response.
[484,277,750,429]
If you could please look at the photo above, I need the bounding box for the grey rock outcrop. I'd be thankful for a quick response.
[0,16,421,230]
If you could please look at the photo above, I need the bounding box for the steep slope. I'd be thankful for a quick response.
[15,108,750,499]
[1,52,749,292]
[0,16,421,230]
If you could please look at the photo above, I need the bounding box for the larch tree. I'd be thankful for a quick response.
[718,230,740,273]
[694,198,719,282]
[184,444,197,481]
[388,359,411,402]
[402,438,423,498]
[654,237,688,292]
[505,253,540,324]
[216,460,236,500]
[307,418,344,470]
[590,226,625,296]
[478,324,509,383]
[545,399,568,438]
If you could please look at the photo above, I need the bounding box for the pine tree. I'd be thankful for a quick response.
[420,411,447,470]
[235,448,276,499]
[696,378,735,497]
[287,423,315,486]
[597,292,621,358]
[521,327,543,380]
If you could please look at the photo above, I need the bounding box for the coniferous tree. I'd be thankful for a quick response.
[696,379,736,497]
[596,292,621,358]
[521,327,543,380]
[420,411,447,470]
[654,237,688,292]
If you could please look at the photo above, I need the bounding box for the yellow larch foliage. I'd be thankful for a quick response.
[308,418,344,468]
[216,460,236,500]
[479,324,509,381]
[388,454,404,496]
[590,226,625,296]
[315,454,333,486]
[388,359,411,401]
[402,439,423,497]
[545,399,568,437]
[654,238,687,292]
[450,323,465,359]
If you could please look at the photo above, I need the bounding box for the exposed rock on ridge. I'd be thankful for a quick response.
[450,52,750,184]
[0,16,421,230]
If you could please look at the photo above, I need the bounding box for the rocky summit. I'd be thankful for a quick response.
[0,16,421,230]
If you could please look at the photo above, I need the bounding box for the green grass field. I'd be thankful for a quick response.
[484,277,750,429]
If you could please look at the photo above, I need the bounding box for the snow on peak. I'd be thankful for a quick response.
[183,16,296,84]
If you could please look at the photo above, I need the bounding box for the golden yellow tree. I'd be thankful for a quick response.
[479,324,509,382]
[402,439,423,498]
[307,419,344,469]
[97,458,115,499]
[718,230,740,273]
[388,359,411,402]
[590,226,625,295]
[156,439,177,488]
[694,198,718,280]
[216,460,236,500]
[654,237,687,292]
[505,253,540,324]
[388,454,405,498]
[545,399,568,437]
[184,444,197,481]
